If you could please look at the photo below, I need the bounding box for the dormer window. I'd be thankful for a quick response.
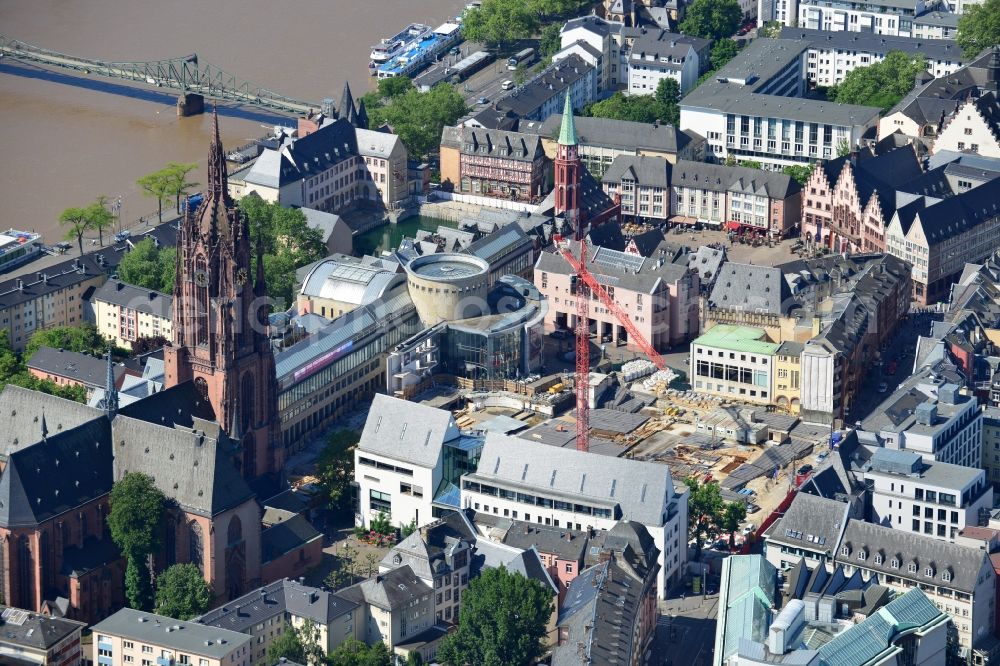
[908,563,917,573]
[857,550,866,561]
[925,567,935,577]
[874,554,883,565]
[890,558,900,569]
[841,545,850,556]
[942,571,952,582]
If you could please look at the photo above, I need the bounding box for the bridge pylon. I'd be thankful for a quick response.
[177,93,205,117]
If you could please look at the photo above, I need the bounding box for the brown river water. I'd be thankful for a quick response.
[0,0,465,242]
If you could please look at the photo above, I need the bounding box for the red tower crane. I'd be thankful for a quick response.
[554,234,668,452]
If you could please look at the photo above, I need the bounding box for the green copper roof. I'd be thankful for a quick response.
[558,91,577,146]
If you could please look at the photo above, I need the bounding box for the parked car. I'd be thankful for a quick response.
[747,504,761,514]
[477,96,490,104]
[114,230,131,243]
[878,381,889,393]
[550,329,570,340]
[797,464,813,475]
[742,524,755,535]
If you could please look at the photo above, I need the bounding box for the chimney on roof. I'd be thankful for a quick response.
[16,279,23,292]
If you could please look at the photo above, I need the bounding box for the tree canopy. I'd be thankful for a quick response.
[137,163,199,223]
[0,331,87,403]
[829,51,926,112]
[782,164,815,185]
[710,39,740,70]
[684,477,748,556]
[108,473,166,610]
[24,323,108,361]
[437,566,553,666]
[316,430,361,511]
[238,196,326,308]
[461,0,539,47]
[957,0,1000,56]
[116,237,177,294]
[328,639,393,666]
[540,23,563,57]
[586,78,681,125]
[365,83,468,159]
[679,0,742,40]
[155,564,212,620]
[264,620,326,665]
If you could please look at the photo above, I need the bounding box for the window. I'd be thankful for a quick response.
[566,563,574,573]
[908,563,917,573]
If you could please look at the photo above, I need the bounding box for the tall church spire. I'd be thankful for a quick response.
[207,107,228,198]
[102,348,118,418]
[558,90,577,146]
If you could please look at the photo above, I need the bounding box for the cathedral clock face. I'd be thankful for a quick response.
[235,268,248,286]
[194,269,209,288]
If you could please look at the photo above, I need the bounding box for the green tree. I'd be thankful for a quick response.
[679,0,742,40]
[238,197,326,307]
[115,237,176,293]
[684,477,724,558]
[957,0,1000,56]
[710,39,740,71]
[89,196,116,247]
[461,0,539,47]
[58,206,91,257]
[759,20,783,38]
[370,512,393,537]
[328,639,393,666]
[315,430,360,510]
[654,78,681,126]
[540,23,562,57]
[720,501,748,551]
[437,566,553,666]
[107,473,165,610]
[782,164,814,185]
[366,83,468,159]
[264,622,306,664]
[740,160,763,169]
[25,323,107,360]
[829,51,926,112]
[527,0,592,15]
[0,333,88,403]
[513,61,529,85]
[155,564,212,620]
[837,139,852,156]
[586,92,662,123]
[378,76,415,99]
[136,168,174,224]
[164,162,199,214]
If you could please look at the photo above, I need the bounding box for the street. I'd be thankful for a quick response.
[652,591,719,666]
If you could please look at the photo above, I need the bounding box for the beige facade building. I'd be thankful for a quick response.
[89,279,172,349]
[772,341,803,414]
[690,325,780,406]
[297,254,401,320]
[932,93,1000,158]
[357,128,409,208]
[92,608,253,666]
[885,176,1000,303]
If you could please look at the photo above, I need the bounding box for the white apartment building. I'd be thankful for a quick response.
[627,34,699,95]
[92,608,253,666]
[561,15,620,93]
[680,40,881,169]
[356,128,409,208]
[88,278,172,350]
[861,447,993,541]
[460,432,689,598]
[797,0,934,36]
[779,27,967,86]
[690,325,779,406]
[858,376,982,469]
[354,395,483,530]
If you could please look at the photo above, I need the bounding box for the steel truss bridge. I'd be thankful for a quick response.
[0,35,324,117]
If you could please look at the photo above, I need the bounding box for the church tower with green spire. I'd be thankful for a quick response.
[554,90,581,231]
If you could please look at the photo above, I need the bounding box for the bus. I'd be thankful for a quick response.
[507,47,535,70]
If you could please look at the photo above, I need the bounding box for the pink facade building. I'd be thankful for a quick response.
[534,241,698,349]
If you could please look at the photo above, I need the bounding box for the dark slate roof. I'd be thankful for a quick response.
[551,558,647,666]
[380,511,477,581]
[708,263,793,314]
[261,514,322,564]
[914,176,1000,244]
[502,522,589,562]
[60,537,121,577]
[0,606,85,650]
[767,493,850,554]
[0,415,112,528]
[458,127,545,162]
[113,385,253,518]
[338,565,432,611]
[0,385,105,459]
[495,55,594,118]
[779,26,967,63]
[197,578,358,632]
[835,520,989,593]
[246,119,359,188]
[602,155,670,188]
[529,114,694,154]
[0,224,177,312]
[671,160,800,199]
[26,347,126,389]
[90,279,172,318]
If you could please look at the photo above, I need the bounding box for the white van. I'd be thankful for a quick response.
[501,80,514,90]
